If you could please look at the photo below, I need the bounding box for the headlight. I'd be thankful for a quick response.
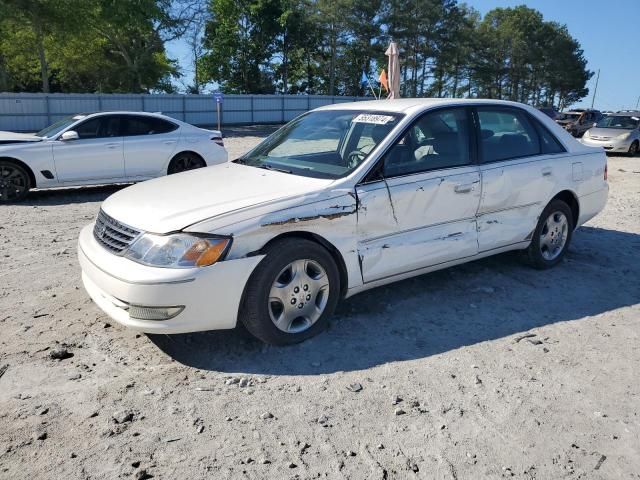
[124,233,231,268]
[615,132,631,141]
[584,130,591,138]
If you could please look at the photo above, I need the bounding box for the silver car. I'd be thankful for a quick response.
[581,113,640,155]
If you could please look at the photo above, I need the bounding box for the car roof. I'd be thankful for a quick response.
[315,98,546,115]
[83,111,172,119]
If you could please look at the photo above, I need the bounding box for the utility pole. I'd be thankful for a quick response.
[636,95,639,110]
[590,69,600,109]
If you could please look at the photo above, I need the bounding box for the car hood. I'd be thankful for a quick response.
[0,131,42,145]
[587,127,633,138]
[101,163,334,233]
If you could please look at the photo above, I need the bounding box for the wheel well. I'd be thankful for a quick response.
[0,157,37,188]
[552,190,579,228]
[168,150,205,169]
[258,231,350,298]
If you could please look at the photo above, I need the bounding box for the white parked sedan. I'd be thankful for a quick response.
[78,99,608,345]
[0,111,227,202]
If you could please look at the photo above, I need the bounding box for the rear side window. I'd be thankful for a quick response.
[477,108,540,162]
[123,116,177,136]
[532,118,566,154]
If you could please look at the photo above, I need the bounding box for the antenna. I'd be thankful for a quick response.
[590,69,600,109]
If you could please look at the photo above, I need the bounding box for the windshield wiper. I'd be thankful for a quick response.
[256,164,293,174]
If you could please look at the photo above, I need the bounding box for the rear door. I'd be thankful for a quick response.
[356,107,481,282]
[52,115,124,182]
[122,115,180,178]
[475,107,565,251]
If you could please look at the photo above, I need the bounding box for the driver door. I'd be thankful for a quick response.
[356,107,481,282]
[52,115,124,182]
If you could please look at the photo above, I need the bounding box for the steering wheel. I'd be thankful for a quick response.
[346,149,367,169]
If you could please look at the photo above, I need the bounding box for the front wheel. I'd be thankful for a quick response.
[628,141,638,156]
[239,238,340,345]
[525,200,574,269]
[0,161,30,203]
[167,152,206,175]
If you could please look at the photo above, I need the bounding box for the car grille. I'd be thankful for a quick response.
[93,209,141,254]
[590,135,611,141]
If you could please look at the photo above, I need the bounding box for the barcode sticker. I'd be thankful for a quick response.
[352,113,395,125]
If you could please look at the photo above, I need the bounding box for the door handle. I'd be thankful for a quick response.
[542,167,552,177]
[105,143,120,149]
[454,183,474,193]
[163,141,176,145]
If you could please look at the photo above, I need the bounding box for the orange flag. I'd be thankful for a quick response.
[379,69,389,92]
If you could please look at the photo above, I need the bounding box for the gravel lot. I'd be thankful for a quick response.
[1,127,639,480]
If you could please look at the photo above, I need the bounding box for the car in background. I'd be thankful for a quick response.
[581,112,640,155]
[78,98,608,345]
[0,112,227,203]
[538,107,559,120]
[555,109,603,137]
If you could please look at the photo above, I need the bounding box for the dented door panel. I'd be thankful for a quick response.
[477,157,556,250]
[356,167,481,282]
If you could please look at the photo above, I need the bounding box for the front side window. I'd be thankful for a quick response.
[477,108,540,162]
[381,108,471,178]
[74,116,121,139]
[237,110,403,179]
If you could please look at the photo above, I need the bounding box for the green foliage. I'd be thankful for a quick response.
[0,0,593,107]
[0,0,183,92]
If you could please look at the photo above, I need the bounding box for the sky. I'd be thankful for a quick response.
[167,0,640,111]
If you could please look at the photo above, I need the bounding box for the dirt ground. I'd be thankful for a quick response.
[1,127,639,480]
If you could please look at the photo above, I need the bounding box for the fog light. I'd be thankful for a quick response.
[128,305,184,321]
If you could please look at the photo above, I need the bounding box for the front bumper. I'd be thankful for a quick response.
[78,224,263,334]
[581,136,631,153]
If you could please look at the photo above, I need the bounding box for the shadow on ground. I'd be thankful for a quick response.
[24,184,128,206]
[148,226,640,375]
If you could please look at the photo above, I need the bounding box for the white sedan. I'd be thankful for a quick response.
[0,111,227,202]
[78,99,608,345]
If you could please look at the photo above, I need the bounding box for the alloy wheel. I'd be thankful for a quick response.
[0,164,28,202]
[268,259,330,334]
[539,211,569,261]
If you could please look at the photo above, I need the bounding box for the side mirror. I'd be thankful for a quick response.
[60,130,79,141]
[593,123,597,127]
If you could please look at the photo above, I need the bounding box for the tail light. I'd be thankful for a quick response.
[212,136,224,147]
[604,161,608,181]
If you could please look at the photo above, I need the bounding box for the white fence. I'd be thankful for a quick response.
[0,93,370,131]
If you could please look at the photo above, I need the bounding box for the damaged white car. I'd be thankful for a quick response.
[78,99,608,345]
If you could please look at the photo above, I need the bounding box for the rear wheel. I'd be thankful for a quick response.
[525,200,574,269]
[0,161,30,203]
[167,152,206,174]
[628,141,638,156]
[239,238,340,345]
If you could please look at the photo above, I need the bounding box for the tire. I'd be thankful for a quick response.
[167,152,206,175]
[0,161,31,203]
[525,199,574,269]
[239,238,341,345]
[628,141,639,156]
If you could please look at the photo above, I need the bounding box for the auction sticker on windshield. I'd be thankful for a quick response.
[352,113,395,125]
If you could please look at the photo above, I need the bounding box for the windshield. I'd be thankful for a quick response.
[236,110,404,179]
[556,112,580,121]
[36,116,80,138]
[595,115,639,129]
